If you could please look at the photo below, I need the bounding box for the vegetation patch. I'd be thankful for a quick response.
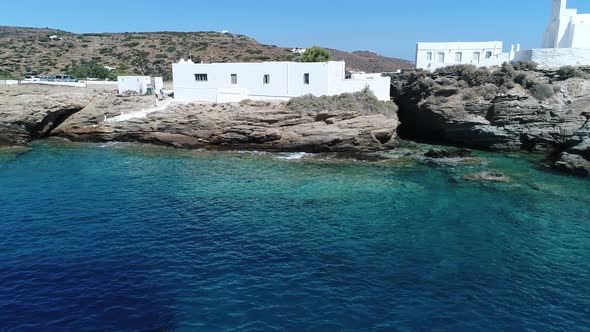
[287,88,397,117]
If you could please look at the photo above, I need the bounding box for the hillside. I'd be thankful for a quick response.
[0,26,412,80]
[329,49,414,73]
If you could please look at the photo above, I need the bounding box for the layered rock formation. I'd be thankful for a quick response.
[0,86,94,146]
[391,65,590,176]
[53,93,399,152]
[553,121,590,176]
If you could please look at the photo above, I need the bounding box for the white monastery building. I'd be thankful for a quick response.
[172,60,391,103]
[118,76,164,95]
[415,41,516,71]
[543,0,590,48]
[514,0,590,68]
[416,0,590,70]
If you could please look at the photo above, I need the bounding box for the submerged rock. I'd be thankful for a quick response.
[425,148,472,159]
[463,172,511,183]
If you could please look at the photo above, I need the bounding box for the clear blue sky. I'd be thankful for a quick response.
[2,0,590,60]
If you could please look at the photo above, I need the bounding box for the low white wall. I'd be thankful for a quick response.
[514,48,590,68]
[86,81,118,86]
[0,80,19,85]
[20,81,87,88]
[337,77,391,101]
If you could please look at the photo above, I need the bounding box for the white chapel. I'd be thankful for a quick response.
[543,0,590,48]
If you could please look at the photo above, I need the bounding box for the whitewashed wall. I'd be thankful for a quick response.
[416,41,508,71]
[118,76,163,95]
[568,15,590,48]
[173,61,390,102]
[543,0,590,49]
[20,81,87,88]
[337,77,391,101]
[86,81,118,86]
[514,48,590,68]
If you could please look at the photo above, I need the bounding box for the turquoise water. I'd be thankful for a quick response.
[1,140,589,331]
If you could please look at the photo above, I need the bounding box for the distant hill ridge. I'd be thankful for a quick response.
[0,26,413,80]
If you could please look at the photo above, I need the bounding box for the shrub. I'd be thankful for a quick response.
[246,49,263,55]
[512,60,538,71]
[124,42,140,48]
[435,65,492,87]
[475,84,501,101]
[286,88,397,117]
[68,63,115,80]
[493,62,516,87]
[532,83,555,100]
[556,66,588,80]
[514,72,539,90]
[155,53,168,59]
[300,46,332,63]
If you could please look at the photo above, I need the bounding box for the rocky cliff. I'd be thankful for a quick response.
[391,64,590,176]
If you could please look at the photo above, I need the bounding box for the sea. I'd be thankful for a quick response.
[1,140,589,331]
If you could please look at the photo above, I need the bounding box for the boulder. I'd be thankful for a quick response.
[425,148,472,159]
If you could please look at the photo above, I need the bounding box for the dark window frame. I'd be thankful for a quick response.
[304,73,310,85]
[195,73,208,81]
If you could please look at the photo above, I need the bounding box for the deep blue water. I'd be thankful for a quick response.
[1,141,589,331]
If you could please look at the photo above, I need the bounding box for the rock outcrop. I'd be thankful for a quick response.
[553,121,590,176]
[391,65,590,176]
[392,70,590,152]
[0,86,94,146]
[53,94,400,153]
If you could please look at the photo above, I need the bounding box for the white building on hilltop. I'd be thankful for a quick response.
[543,0,590,48]
[172,60,391,103]
[416,41,516,71]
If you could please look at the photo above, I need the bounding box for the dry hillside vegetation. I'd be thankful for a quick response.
[0,26,412,80]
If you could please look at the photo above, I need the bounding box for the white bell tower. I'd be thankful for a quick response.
[551,0,567,20]
[543,0,575,48]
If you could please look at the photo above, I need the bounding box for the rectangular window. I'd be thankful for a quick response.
[437,52,445,63]
[263,74,270,85]
[473,52,480,62]
[486,51,493,59]
[231,74,237,85]
[195,74,208,81]
[304,73,310,85]
[426,52,432,61]
[455,52,462,63]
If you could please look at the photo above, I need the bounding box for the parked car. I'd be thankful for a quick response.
[39,75,56,82]
[55,74,78,82]
[23,75,41,82]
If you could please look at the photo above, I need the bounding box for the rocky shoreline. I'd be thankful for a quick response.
[0,85,399,153]
[1,69,590,177]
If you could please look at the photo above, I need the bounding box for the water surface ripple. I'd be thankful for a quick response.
[1,142,589,331]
